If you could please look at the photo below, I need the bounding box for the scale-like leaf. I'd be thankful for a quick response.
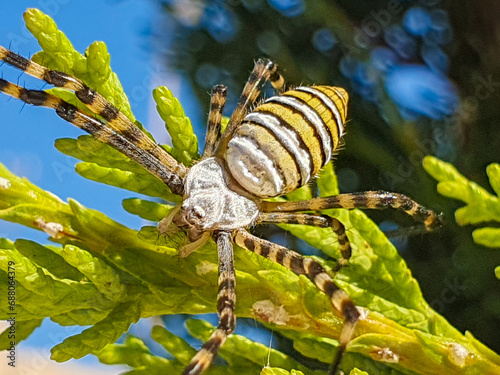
[185,319,322,375]
[0,319,42,350]
[24,8,134,122]
[51,302,141,361]
[423,156,500,276]
[75,162,180,202]
[153,86,199,165]
[122,198,174,222]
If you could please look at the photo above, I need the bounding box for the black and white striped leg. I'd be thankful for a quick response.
[232,228,359,375]
[216,58,285,155]
[261,190,444,232]
[0,78,184,194]
[202,84,227,158]
[257,212,351,269]
[0,45,187,182]
[183,230,236,375]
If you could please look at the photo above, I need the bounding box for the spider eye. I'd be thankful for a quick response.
[188,205,206,222]
[193,206,205,218]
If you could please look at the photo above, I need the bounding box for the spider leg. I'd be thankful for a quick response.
[261,190,444,231]
[183,230,236,375]
[0,45,187,180]
[202,84,227,158]
[0,78,184,194]
[257,212,351,269]
[233,228,359,375]
[215,58,285,155]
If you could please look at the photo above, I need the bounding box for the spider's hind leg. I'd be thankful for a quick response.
[257,211,351,271]
[233,228,360,375]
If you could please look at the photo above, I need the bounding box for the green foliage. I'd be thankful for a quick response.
[423,156,500,278]
[122,198,174,222]
[96,322,323,375]
[184,320,320,374]
[1,7,500,375]
[24,8,136,124]
[2,148,500,374]
[153,86,199,166]
[23,8,188,202]
[55,136,181,203]
[99,334,176,374]
[348,370,369,375]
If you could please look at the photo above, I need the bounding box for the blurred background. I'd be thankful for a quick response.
[0,0,499,373]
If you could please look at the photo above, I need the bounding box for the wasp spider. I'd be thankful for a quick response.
[0,45,442,374]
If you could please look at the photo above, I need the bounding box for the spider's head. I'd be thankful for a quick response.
[173,203,208,242]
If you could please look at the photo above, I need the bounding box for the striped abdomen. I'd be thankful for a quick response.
[224,86,348,198]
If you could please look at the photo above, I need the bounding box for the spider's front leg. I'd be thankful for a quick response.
[0,76,185,194]
[0,45,186,195]
[233,228,360,375]
[183,230,236,375]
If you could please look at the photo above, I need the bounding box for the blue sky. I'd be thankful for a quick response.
[0,0,183,242]
[0,1,186,373]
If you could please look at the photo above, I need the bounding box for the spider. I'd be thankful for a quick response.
[0,45,442,375]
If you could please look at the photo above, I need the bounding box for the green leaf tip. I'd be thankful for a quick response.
[150,325,196,364]
[423,156,500,227]
[23,8,135,122]
[424,155,500,278]
[348,370,369,375]
[97,334,174,371]
[51,302,141,362]
[472,227,500,248]
[486,163,500,196]
[424,156,500,237]
[261,368,306,375]
[23,8,82,70]
[153,86,199,165]
[122,198,175,222]
[84,40,135,121]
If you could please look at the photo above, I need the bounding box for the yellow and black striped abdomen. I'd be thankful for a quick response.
[224,86,348,198]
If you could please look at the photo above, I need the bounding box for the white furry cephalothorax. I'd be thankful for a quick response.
[174,157,259,241]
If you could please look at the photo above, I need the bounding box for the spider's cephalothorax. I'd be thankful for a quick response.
[0,46,443,375]
[172,157,260,242]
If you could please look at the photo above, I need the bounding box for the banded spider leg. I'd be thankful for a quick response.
[0,45,185,195]
[252,190,444,372]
